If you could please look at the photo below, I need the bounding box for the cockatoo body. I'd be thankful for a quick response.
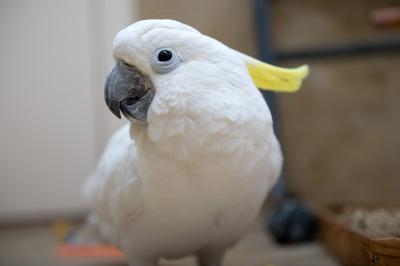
[83,19,308,266]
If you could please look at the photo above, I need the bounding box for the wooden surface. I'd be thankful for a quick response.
[317,206,400,266]
[0,217,338,266]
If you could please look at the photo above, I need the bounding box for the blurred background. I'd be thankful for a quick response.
[0,0,399,265]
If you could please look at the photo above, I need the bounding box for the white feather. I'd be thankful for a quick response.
[83,19,282,265]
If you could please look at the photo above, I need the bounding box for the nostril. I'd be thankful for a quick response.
[124,96,141,106]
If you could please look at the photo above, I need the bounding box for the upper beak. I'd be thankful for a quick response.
[104,63,155,121]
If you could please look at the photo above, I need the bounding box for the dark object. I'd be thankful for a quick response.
[267,200,318,244]
[276,38,400,62]
[105,62,155,121]
[253,0,285,199]
[253,0,280,137]
[317,206,400,266]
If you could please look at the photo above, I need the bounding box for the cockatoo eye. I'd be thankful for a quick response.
[150,48,181,74]
[157,50,172,61]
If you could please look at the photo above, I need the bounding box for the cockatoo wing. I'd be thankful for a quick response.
[82,124,144,236]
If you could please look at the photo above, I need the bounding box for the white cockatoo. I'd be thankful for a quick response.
[82,19,308,266]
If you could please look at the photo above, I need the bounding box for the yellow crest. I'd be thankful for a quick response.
[239,52,309,92]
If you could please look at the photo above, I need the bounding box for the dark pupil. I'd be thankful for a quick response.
[158,50,172,62]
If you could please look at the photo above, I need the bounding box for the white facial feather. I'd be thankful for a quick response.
[113,19,272,159]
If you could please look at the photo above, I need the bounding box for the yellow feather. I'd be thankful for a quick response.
[246,62,309,92]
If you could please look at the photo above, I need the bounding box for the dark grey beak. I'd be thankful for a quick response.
[104,63,155,121]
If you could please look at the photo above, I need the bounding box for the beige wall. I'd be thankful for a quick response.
[137,0,258,57]
[0,0,134,219]
[271,0,400,205]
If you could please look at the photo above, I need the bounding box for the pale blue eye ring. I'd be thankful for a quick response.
[150,48,181,74]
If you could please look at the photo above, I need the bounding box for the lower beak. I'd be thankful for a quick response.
[104,63,155,121]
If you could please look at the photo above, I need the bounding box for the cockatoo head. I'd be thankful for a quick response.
[105,19,308,122]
